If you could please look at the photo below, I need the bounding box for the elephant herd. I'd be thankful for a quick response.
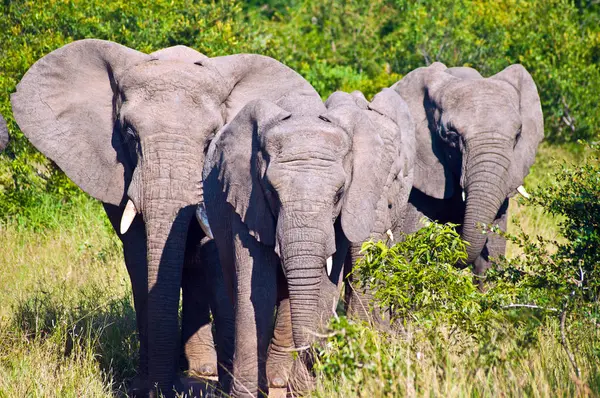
[3,39,543,397]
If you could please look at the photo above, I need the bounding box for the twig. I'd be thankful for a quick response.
[280,345,311,353]
[306,329,344,339]
[502,304,559,312]
[560,304,581,379]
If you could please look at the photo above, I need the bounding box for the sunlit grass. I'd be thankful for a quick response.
[313,319,600,397]
[0,193,136,397]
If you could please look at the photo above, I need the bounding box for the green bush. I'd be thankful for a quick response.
[490,142,600,326]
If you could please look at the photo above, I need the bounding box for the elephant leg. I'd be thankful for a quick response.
[180,237,218,378]
[229,216,278,398]
[102,203,149,394]
[202,235,235,391]
[474,198,509,282]
[266,270,294,390]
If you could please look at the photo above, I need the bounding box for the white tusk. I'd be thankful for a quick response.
[517,185,530,199]
[462,190,466,202]
[386,229,394,242]
[326,256,333,276]
[120,200,137,235]
[196,203,214,239]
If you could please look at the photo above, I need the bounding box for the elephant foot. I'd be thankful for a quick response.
[267,355,292,389]
[183,323,218,379]
[187,359,218,380]
[287,357,315,396]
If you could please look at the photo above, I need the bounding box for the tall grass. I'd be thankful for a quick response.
[0,193,136,397]
[313,319,600,397]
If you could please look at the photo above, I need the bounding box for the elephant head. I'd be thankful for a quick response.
[204,88,413,350]
[10,39,322,393]
[392,62,544,264]
[0,115,8,152]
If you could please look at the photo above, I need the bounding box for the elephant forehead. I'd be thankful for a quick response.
[119,61,225,102]
[444,79,520,111]
[266,118,350,155]
[442,81,521,130]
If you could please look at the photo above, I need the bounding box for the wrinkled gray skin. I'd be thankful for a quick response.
[392,62,544,278]
[11,39,321,397]
[0,115,8,152]
[203,89,414,397]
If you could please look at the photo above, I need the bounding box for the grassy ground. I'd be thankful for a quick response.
[0,144,595,397]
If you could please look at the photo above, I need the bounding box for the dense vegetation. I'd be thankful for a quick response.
[0,1,598,396]
[1,0,600,217]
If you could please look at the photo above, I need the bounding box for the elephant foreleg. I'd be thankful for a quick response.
[181,244,218,378]
[267,270,294,390]
[202,236,235,391]
[230,216,278,398]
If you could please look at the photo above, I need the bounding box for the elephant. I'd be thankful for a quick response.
[391,62,544,279]
[10,39,325,396]
[203,88,415,396]
[0,114,8,152]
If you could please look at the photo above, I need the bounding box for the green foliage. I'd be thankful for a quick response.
[1,0,598,221]
[0,0,267,219]
[261,0,600,142]
[491,142,600,316]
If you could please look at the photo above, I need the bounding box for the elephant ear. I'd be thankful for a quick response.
[324,90,414,243]
[10,39,150,205]
[150,45,208,64]
[491,64,544,190]
[205,99,291,245]
[391,62,456,200]
[204,54,326,119]
[0,114,8,152]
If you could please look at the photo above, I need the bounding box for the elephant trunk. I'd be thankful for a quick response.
[462,144,511,265]
[278,206,332,350]
[140,135,202,395]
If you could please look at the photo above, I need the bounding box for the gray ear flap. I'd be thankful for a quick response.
[366,89,416,237]
[325,91,413,243]
[392,62,456,199]
[0,114,8,152]
[10,39,150,205]
[150,45,208,64]
[491,64,544,189]
[206,99,291,246]
[206,54,325,120]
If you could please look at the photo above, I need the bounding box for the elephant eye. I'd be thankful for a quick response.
[442,128,460,148]
[334,185,345,204]
[123,122,139,143]
[514,126,522,148]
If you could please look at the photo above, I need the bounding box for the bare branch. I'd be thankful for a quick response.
[560,305,581,379]
[502,304,559,312]
[280,345,311,353]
